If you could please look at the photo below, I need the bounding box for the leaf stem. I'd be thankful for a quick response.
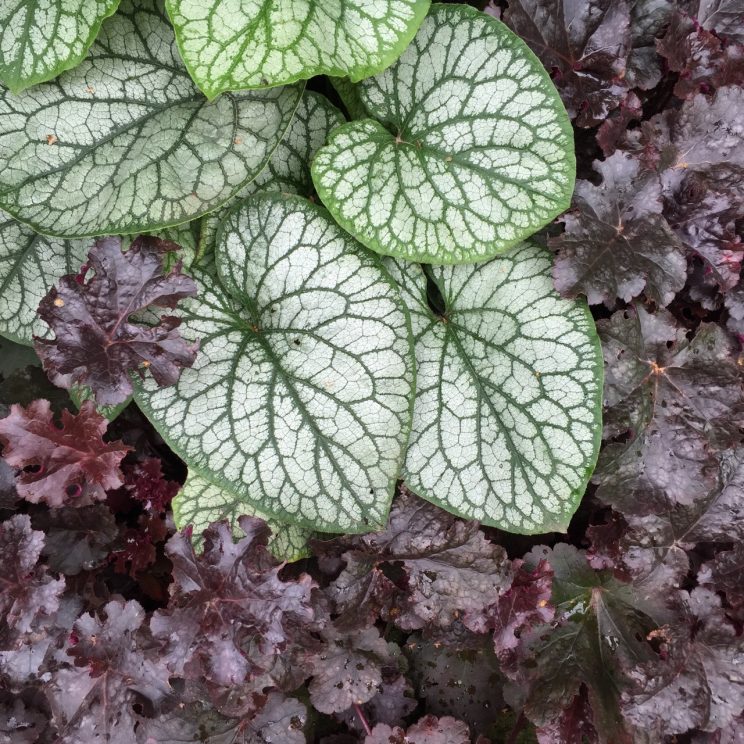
[353,702,372,736]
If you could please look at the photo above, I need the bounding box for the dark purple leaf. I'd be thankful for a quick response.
[35,236,198,406]
[0,400,130,507]
[551,151,686,307]
[699,542,744,617]
[0,514,64,637]
[504,0,631,126]
[622,588,744,736]
[308,626,393,714]
[535,688,598,744]
[594,306,744,512]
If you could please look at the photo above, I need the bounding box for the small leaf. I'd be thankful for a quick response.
[165,0,429,98]
[308,625,393,714]
[622,588,744,735]
[387,242,602,533]
[35,236,198,407]
[0,0,302,237]
[0,0,120,93]
[312,5,575,264]
[0,400,130,507]
[551,151,686,307]
[135,194,415,533]
[199,91,345,260]
[0,514,65,635]
[365,715,471,744]
[174,472,313,562]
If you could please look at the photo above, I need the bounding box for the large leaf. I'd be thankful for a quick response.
[0,0,302,238]
[387,242,602,533]
[198,91,344,259]
[135,193,415,533]
[165,0,429,99]
[174,472,313,562]
[0,0,120,93]
[311,4,575,264]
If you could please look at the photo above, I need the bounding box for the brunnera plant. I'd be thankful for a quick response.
[0,0,602,540]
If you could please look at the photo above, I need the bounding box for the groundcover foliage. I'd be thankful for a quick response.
[0,1,742,742]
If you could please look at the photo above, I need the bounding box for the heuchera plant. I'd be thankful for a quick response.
[0,1,743,742]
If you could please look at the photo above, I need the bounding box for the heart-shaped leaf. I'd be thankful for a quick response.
[199,91,344,259]
[0,215,91,345]
[165,0,430,98]
[0,0,120,93]
[135,193,415,533]
[0,0,302,238]
[312,4,575,264]
[175,472,312,561]
[387,242,602,533]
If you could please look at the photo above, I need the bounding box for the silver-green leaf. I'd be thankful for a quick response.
[0,0,120,93]
[387,242,602,533]
[312,4,575,264]
[198,90,344,260]
[165,0,430,98]
[0,0,302,238]
[135,193,415,533]
[175,472,313,561]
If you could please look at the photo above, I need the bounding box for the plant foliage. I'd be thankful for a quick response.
[1,0,743,741]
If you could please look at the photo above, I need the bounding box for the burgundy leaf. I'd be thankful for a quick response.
[551,151,686,307]
[35,236,198,406]
[0,399,130,507]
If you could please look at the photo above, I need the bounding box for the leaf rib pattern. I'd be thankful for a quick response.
[135,194,415,533]
[0,0,120,93]
[166,0,430,97]
[312,4,575,264]
[388,242,602,533]
[0,0,302,238]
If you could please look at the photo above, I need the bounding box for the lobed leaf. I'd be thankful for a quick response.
[312,4,575,264]
[0,0,302,238]
[0,400,130,507]
[387,243,602,533]
[35,236,198,406]
[135,193,415,533]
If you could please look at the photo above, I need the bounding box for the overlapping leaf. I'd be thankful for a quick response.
[551,151,686,307]
[166,0,429,98]
[312,4,575,264]
[0,217,91,345]
[0,400,129,507]
[387,243,602,533]
[135,194,415,533]
[594,306,744,512]
[36,236,198,406]
[503,0,632,127]
[199,91,344,259]
[0,0,302,237]
[174,472,312,562]
[0,0,120,93]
